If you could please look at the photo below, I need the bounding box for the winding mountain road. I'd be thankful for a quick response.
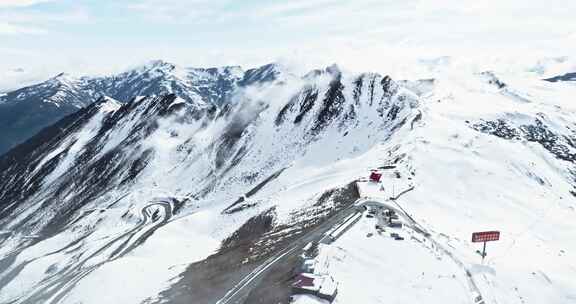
[2,198,177,304]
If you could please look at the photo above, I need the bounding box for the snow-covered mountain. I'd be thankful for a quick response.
[0,73,94,155]
[0,60,280,155]
[0,62,575,304]
[0,64,418,303]
[545,72,576,82]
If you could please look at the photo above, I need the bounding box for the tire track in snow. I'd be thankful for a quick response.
[387,197,487,304]
[13,200,175,304]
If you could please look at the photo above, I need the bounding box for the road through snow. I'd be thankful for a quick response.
[0,199,176,304]
[216,204,359,304]
[217,192,487,304]
[361,197,486,304]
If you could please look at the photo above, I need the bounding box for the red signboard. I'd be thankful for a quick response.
[472,231,500,243]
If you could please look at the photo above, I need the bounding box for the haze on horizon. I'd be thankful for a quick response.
[1,0,575,90]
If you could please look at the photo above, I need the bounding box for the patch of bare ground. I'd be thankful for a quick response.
[151,182,358,304]
[242,182,359,304]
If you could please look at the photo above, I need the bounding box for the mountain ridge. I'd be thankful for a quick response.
[0,60,288,155]
[0,63,575,304]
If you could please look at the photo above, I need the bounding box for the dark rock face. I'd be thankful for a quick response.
[293,87,319,125]
[312,75,346,134]
[480,71,507,89]
[544,72,576,82]
[191,67,243,105]
[472,119,521,140]
[521,120,576,162]
[274,71,410,142]
[238,63,280,87]
[472,117,576,162]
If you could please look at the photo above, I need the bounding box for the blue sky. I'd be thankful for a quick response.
[1,0,575,89]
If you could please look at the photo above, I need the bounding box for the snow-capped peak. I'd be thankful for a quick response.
[47,72,79,85]
[142,59,177,72]
[325,63,341,76]
[95,95,122,112]
[239,63,282,86]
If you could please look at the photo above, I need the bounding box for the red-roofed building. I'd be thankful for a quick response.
[292,273,338,302]
[293,273,315,288]
[369,172,382,182]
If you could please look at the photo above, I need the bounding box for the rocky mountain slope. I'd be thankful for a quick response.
[0,60,279,155]
[0,64,419,303]
[0,61,575,304]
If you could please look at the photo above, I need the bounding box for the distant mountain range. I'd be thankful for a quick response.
[0,60,281,154]
[544,72,576,82]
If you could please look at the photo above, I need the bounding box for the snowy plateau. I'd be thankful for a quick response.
[0,58,575,304]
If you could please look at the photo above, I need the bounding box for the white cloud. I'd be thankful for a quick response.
[125,0,231,21]
[253,0,341,17]
[0,4,90,36]
[0,48,53,91]
[0,0,56,8]
[1,0,576,87]
[0,8,91,24]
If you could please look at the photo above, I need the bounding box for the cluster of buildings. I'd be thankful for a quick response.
[289,168,408,302]
[291,242,338,302]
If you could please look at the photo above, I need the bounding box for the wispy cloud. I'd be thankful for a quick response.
[0,0,57,8]
[1,0,575,88]
[0,1,90,36]
[125,0,231,22]
[0,7,91,24]
[253,0,341,17]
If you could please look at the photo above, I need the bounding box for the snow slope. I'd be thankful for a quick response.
[0,60,280,155]
[0,59,575,304]
[320,215,469,304]
[294,66,576,304]
[396,71,576,304]
[0,64,418,303]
